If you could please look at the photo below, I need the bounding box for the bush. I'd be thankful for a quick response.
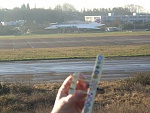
[0,83,10,95]
[118,72,150,93]
[7,83,34,95]
[0,26,17,35]
[131,72,150,86]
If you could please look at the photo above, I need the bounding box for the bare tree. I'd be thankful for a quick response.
[62,3,76,12]
[125,4,145,13]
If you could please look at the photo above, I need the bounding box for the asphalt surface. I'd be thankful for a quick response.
[0,57,150,83]
[0,35,150,49]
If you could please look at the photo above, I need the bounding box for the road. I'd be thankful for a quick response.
[0,56,149,83]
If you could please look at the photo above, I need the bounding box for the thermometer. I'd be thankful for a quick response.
[69,55,104,113]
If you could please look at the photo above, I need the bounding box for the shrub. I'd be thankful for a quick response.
[0,83,10,95]
[131,72,150,86]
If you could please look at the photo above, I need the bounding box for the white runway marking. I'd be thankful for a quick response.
[0,35,150,49]
[26,39,33,48]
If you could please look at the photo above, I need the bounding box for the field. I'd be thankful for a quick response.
[0,44,150,61]
[0,31,150,39]
[0,31,150,61]
[0,32,150,113]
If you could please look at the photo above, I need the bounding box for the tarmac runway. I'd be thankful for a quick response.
[0,35,150,49]
[0,57,150,83]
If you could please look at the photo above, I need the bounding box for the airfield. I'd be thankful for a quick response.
[0,32,150,83]
[0,35,150,49]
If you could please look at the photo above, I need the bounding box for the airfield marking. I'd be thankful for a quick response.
[0,35,150,49]
[26,39,33,48]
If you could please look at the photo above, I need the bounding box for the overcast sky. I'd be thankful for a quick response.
[0,0,150,12]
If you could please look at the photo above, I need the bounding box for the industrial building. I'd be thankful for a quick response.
[85,13,150,24]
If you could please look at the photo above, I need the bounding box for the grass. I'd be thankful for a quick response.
[0,31,150,40]
[0,44,149,61]
[0,72,150,113]
[0,31,149,61]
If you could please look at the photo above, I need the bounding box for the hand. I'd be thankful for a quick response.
[51,73,88,113]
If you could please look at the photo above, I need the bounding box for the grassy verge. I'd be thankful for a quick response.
[0,31,150,40]
[0,72,150,113]
[0,44,149,61]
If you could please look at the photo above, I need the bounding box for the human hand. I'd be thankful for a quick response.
[51,73,88,113]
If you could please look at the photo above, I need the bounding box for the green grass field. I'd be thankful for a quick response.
[0,44,149,61]
[0,31,150,40]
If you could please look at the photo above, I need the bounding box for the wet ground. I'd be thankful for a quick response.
[0,35,150,49]
[0,56,149,83]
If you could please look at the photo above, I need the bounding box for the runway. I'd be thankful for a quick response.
[0,57,149,83]
[0,35,150,49]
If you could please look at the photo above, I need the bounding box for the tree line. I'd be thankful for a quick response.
[0,4,148,35]
[0,3,146,24]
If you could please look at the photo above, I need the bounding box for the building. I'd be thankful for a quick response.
[85,13,150,24]
[84,16,102,23]
[1,20,26,26]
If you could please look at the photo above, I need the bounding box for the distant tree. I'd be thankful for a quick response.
[136,5,145,13]
[112,7,131,15]
[54,5,62,11]
[62,3,76,12]
[13,7,20,10]
[82,8,86,13]
[124,4,145,13]
[0,26,16,35]
[27,3,30,10]
[21,4,26,10]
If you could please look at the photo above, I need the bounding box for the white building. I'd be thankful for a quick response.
[1,20,26,26]
[84,16,102,23]
[85,13,150,24]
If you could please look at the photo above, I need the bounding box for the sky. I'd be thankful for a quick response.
[0,0,150,12]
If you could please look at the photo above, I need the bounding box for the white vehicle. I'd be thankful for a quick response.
[106,27,122,32]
